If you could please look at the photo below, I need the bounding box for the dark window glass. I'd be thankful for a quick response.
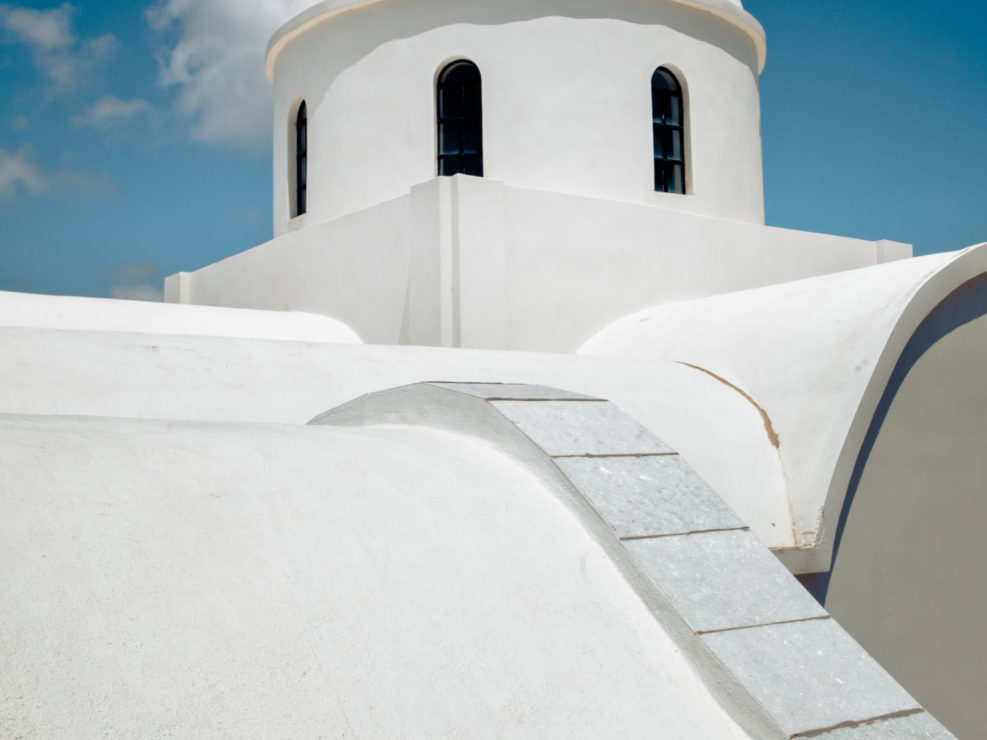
[439,158,460,176]
[667,95,682,126]
[462,84,482,118]
[669,129,683,160]
[461,124,481,155]
[437,60,483,177]
[438,122,461,155]
[669,163,684,193]
[461,156,483,177]
[438,88,461,120]
[295,101,307,216]
[651,68,685,194]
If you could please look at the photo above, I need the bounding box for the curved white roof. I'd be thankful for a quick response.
[0,293,953,736]
[0,383,942,738]
[0,290,363,343]
[580,243,987,572]
[1,414,751,737]
[265,0,764,81]
[0,304,791,552]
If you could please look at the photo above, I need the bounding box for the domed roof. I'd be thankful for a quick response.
[266,0,764,81]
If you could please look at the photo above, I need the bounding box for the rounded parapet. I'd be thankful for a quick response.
[311,381,950,739]
[266,0,765,81]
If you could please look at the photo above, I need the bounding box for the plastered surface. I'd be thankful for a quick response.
[0,414,750,738]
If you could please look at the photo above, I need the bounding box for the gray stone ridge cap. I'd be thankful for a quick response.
[264,0,767,81]
[309,382,952,739]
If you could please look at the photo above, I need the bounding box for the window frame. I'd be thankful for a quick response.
[436,59,484,178]
[651,67,686,195]
[294,100,307,217]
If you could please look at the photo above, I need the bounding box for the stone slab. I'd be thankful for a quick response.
[626,529,826,632]
[702,619,921,738]
[429,382,599,401]
[555,455,744,538]
[491,400,674,456]
[811,711,954,738]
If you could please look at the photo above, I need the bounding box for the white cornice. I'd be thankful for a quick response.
[265,0,766,82]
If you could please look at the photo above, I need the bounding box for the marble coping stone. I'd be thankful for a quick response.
[625,530,827,633]
[702,619,922,738]
[313,382,954,740]
[805,710,953,739]
[491,399,675,457]
[555,454,744,538]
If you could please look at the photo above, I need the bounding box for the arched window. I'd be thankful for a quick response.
[436,60,483,177]
[295,101,307,216]
[651,68,685,194]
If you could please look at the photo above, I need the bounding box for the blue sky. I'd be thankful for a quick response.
[0,0,985,299]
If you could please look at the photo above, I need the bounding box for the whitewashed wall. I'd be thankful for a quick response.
[172,177,908,352]
[269,0,766,234]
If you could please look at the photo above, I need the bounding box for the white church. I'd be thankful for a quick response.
[2,0,984,737]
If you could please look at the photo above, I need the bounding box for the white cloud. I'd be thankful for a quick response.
[101,260,159,285]
[0,145,47,200]
[12,112,29,129]
[109,284,163,302]
[72,95,152,129]
[0,2,74,50]
[0,3,118,97]
[0,145,110,204]
[145,0,316,149]
[40,32,117,96]
[102,260,163,301]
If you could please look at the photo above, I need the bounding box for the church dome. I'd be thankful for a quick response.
[265,0,766,232]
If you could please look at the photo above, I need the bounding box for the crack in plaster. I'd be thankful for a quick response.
[677,361,780,449]
[676,361,805,550]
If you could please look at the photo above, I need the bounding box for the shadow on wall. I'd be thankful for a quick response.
[811,272,987,739]
[808,272,987,600]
